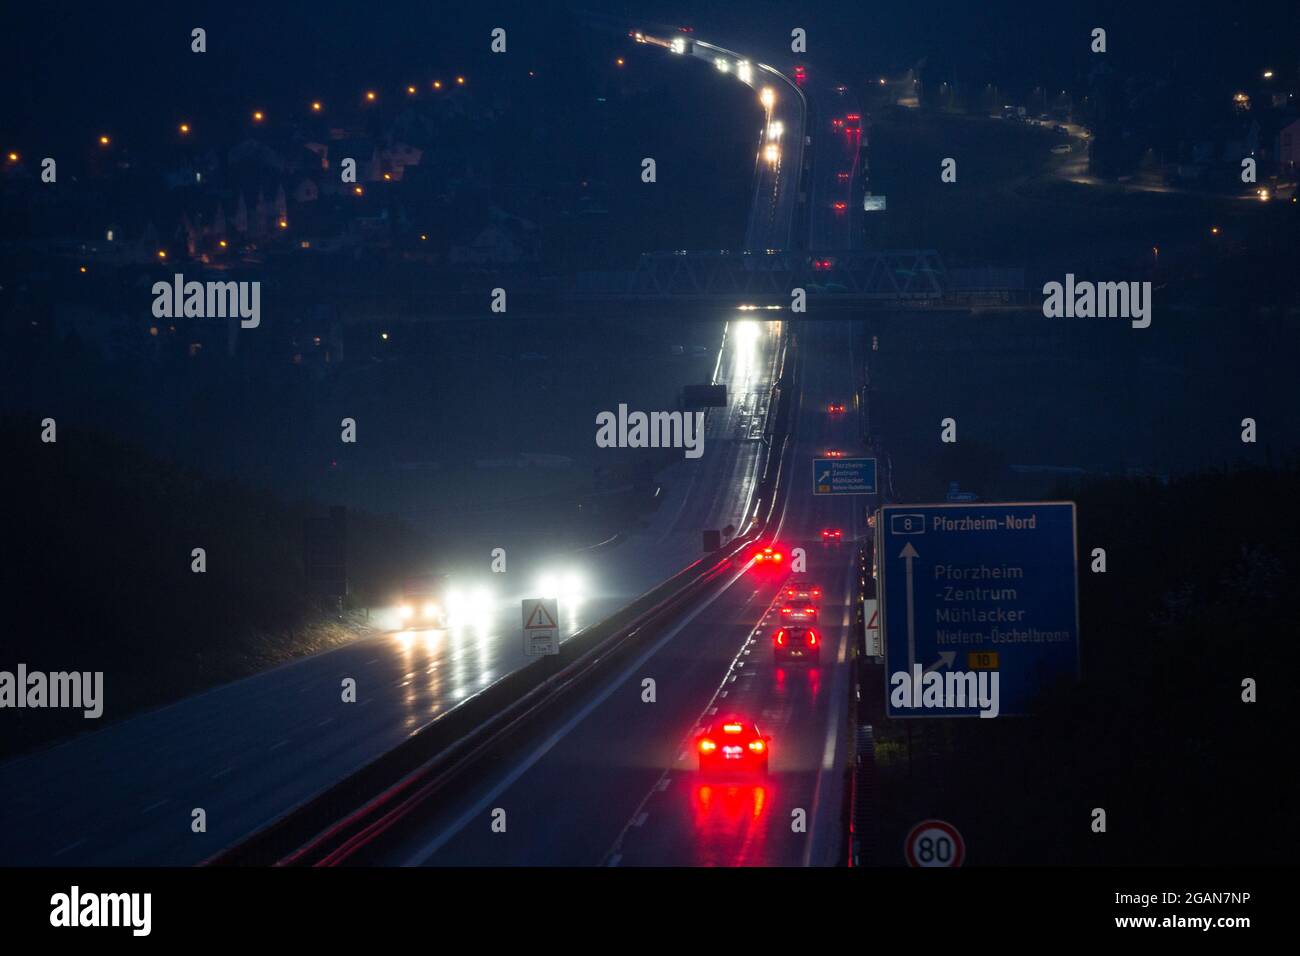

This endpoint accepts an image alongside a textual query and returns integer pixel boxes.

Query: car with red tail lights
[696,717,770,773]
[773,625,820,663]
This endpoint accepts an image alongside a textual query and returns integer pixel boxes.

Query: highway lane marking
[140,799,169,813]
[400,558,759,867]
[317,717,335,727]
[269,739,290,752]
[211,766,233,780]
[54,838,86,857]
[601,584,791,866]
[632,812,649,828]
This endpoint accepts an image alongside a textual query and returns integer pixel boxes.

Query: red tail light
[775,630,785,646]
[699,738,717,753]
[808,631,818,647]
[723,722,744,734]
[748,739,766,753]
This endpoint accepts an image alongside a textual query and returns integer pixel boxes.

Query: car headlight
[422,602,439,619]
[398,604,414,619]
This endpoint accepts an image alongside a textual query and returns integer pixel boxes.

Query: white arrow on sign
[899,542,919,668]
[924,651,957,673]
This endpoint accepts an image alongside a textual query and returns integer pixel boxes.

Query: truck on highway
[398,574,449,629]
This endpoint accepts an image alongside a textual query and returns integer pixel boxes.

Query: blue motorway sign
[813,457,877,495]
[879,502,1079,718]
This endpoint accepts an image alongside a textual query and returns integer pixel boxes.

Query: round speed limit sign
[904,819,965,867]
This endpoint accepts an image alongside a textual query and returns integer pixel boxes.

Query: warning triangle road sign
[523,600,557,630]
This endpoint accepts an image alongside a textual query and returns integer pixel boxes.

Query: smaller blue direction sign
[813,457,877,495]
[879,502,1079,718]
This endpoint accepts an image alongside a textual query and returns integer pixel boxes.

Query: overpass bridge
[568,249,1025,308]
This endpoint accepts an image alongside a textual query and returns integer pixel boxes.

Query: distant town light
[311,101,323,112]
[252,111,265,122]
[179,123,190,134]
[106,229,113,241]
[381,331,390,341]
[366,90,377,102]
[1263,70,1274,79]
[432,80,443,90]
[354,186,364,195]
[278,218,288,229]
[1211,226,1220,235]
[407,85,417,95]
[157,250,167,259]
[218,239,228,248]
[98,135,111,146]
[419,234,428,241]
[455,76,465,85]
[79,266,87,273]
[615,57,625,67]
[6,151,18,162]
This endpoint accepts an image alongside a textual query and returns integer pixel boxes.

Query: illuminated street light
[5,152,17,162]
[455,76,466,85]
[615,57,625,67]
[1263,70,1274,79]
[252,111,265,123]
[365,90,377,102]
[98,135,111,146]
[179,123,191,135]
[310,101,323,112]
[432,80,443,90]
[407,85,417,95]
